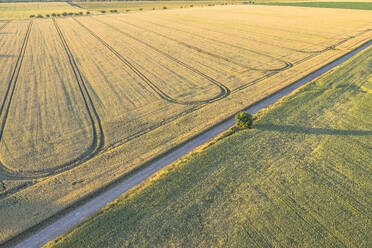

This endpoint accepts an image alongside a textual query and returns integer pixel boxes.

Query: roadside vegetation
[47,46,372,248]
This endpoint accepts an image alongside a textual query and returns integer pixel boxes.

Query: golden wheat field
[0,4,371,244]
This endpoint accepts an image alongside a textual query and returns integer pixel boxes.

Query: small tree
[101,10,106,13]
[86,11,90,15]
[51,13,56,17]
[62,12,67,16]
[163,6,167,9]
[30,14,35,18]
[37,14,43,18]
[235,111,253,129]
[139,8,143,11]
[46,14,50,18]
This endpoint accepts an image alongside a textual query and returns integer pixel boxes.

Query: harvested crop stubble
[0,5,371,245]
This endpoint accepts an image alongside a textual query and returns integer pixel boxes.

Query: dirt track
[11,38,372,248]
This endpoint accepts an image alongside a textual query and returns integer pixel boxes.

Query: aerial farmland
[0,1,371,247]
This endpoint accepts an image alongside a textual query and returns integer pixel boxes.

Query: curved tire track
[118,16,293,72]
[72,18,195,105]
[113,16,293,72]
[10,39,372,248]
[146,16,371,55]
[89,16,230,105]
[0,17,368,185]
[295,29,372,54]
[0,19,104,180]
[0,21,33,179]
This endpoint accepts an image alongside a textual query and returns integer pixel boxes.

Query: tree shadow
[255,124,372,136]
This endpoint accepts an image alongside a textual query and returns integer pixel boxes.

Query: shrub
[29,14,35,18]
[190,5,193,7]
[163,6,167,9]
[126,9,130,12]
[46,14,50,18]
[180,6,183,8]
[86,11,90,15]
[139,8,143,11]
[74,13,80,16]
[110,9,118,13]
[235,111,253,129]
[36,14,43,18]
[62,12,67,16]
[79,11,83,15]
[57,13,61,17]
[153,8,155,10]
[101,10,106,13]
[51,13,56,17]
[68,12,74,16]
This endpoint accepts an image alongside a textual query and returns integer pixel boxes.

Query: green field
[47,45,372,248]
[258,2,372,10]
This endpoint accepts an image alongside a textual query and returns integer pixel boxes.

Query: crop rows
[0,5,371,244]
[0,9,370,195]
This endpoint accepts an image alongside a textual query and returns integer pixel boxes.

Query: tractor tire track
[11,39,372,248]
[117,16,293,72]
[111,17,290,73]
[148,15,367,55]
[125,16,370,64]
[1,17,368,190]
[91,16,230,105]
[0,21,33,179]
[0,19,104,180]
[72,18,189,105]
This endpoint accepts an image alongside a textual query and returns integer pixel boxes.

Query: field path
[11,37,372,248]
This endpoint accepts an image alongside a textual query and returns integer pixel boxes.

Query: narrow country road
[13,40,372,248]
